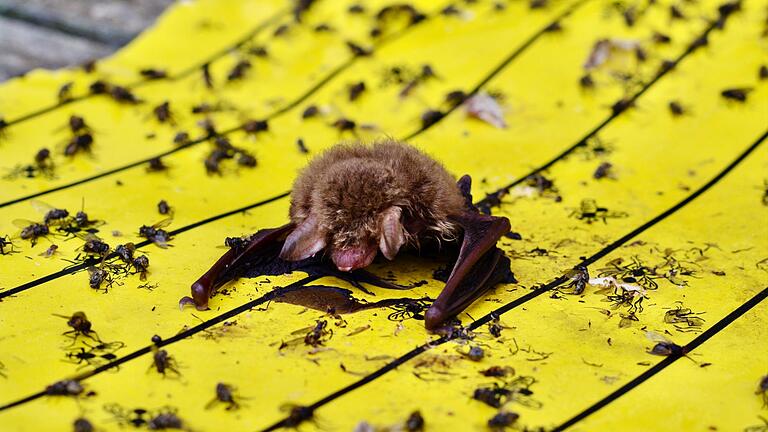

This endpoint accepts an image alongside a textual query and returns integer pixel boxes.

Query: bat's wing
[424,175,512,330]
[186,223,294,310]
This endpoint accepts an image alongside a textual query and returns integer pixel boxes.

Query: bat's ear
[379,206,405,260]
[279,215,326,261]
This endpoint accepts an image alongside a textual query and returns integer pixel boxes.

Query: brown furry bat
[187,140,512,330]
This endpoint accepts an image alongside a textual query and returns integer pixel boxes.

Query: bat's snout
[331,245,377,272]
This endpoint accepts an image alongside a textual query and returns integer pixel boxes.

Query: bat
[186,140,512,330]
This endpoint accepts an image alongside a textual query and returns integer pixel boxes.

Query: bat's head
[280,157,407,271]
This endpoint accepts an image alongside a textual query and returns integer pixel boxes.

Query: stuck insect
[54,311,101,343]
[45,379,84,397]
[645,331,688,357]
[0,234,17,255]
[206,382,241,410]
[139,218,173,248]
[150,348,181,377]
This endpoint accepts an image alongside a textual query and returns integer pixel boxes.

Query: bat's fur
[289,140,466,251]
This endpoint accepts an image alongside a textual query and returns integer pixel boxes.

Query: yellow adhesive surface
[0,0,766,431]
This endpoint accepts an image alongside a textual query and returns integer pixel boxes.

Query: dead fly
[302,105,320,119]
[4,147,57,180]
[444,90,467,107]
[669,4,684,20]
[64,340,125,369]
[348,81,366,101]
[152,101,174,124]
[64,133,94,156]
[157,200,172,215]
[462,346,485,361]
[243,119,268,135]
[39,244,59,257]
[140,68,167,80]
[132,255,150,281]
[147,157,169,172]
[87,266,110,290]
[570,199,627,224]
[206,382,240,410]
[139,218,173,248]
[480,366,515,378]
[721,87,751,102]
[150,348,181,377]
[247,45,268,58]
[375,4,426,28]
[112,243,135,266]
[314,23,334,32]
[227,59,251,81]
[621,6,637,26]
[348,4,365,13]
[441,4,461,15]
[645,331,688,357]
[79,234,110,258]
[611,98,635,115]
[66,115,90,134]
[304,320,332,347]
[387,298,431,321]
[173,131,190,146]
[757,375,768,407]
[14,220,49,246]
[488,316,506,338]
[45,379,84,397]
[110,86,141,104]
[524,173,560,199]
[198,117,218,137]
[668,100,685,116]
[421,110,444,128]
[473,376,540,409]
[405,411,424,431]
[58,82,74,102]
[297,138,309,154]
[202,62,214,89]
[147,411,184,430]
[593,162,614,179]
[488,411,519,429]
[598,256,660,290]
[544,21,562,32]
[664,304,705,331]
[204,148,231,174]
[652,32,672,44]
[281,405,315,428]
[332,117,357,132]
[473,384,511,408]
[73,418,94,432]
[52,311,100,343]
[561,265,590,294]
[224,236,250,249]
[0,234,17,255]
[760,65,768,80]
[399,65,437,98]
[237,152,257,167]
[346,41,372,57]
[273,24,290,37]
[104,404,182,429]
[89,80,109,94]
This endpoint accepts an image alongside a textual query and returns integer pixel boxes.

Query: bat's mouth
[331,245,377,272]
